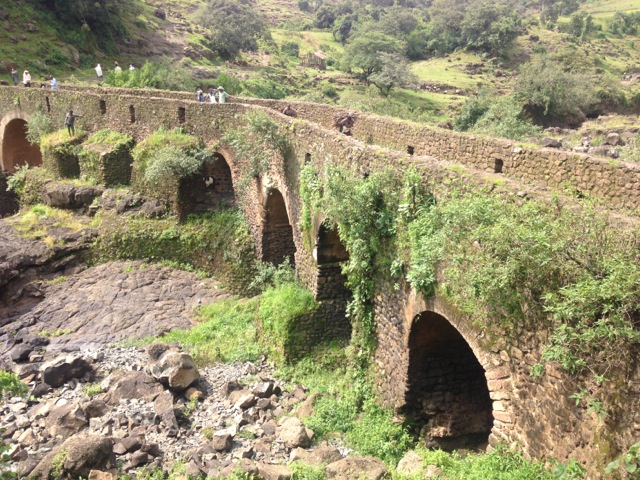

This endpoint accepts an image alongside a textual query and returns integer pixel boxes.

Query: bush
[470,96,542,141]
[132,128,203,180]
[321,83,338,98]
[281,42,301,57]
[144,147,212,184]
[103,59,196,91]
[515,54,596,126]
[453,93,491,131]
[242,78,289,99]
[26,111,52,145]
[0,371,28,399]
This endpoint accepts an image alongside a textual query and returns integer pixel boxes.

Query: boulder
[256,463,293,480]
[10,344,33,362]
[541,137,562,149]
[296,392,319,419]
[397,450,423,476]
[105,371,164,405]
[149,350,199,392]
[30,435,113,479]
[154,390,178,427]
[63,435,114,478]
[605,132,624,146]
[290,445,342,465]
[41,354,93,388]
[46,403,88,439]
[88,471,117,480]
[154,8,167,20]
[212,432,233,452]
[277,417,311,448]
[325,456,388,480]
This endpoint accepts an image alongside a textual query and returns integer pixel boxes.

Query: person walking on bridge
[22,70,31,87]
[217,86,228,104]
[95,63,103,81]
[10,68,18,86]
[65,110,82,137]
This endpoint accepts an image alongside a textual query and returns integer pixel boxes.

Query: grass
[11,204,90,246]
[411,52,485,90]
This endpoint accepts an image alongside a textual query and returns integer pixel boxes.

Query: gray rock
[541,137,562,148]
[212,432,233,452]
[63,435,114,479]
[256,463,293,480]
[105,371,164,405]
[277,417,311,448]
[154,390,178,428]
[46,403,88,439]
[397,450,423,476]
[149,350,200,392]
[605,132,624,146]
[41,354,94,388]
[325,456,388,480]
[290,445,342,465]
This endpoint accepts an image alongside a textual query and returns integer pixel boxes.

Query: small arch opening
[494,158,503,174]
[129,105,136,124]
[316,223,349,265]
[262,188,296,266]
[404,311,493,451]
[179,153,236,217]
[407,146,415,155]
[315,222,351,300]
[305,153,312,164]
[2,118,43,172]
[178,107,186,124]
[45,97,51,113]
[100,100,107,115]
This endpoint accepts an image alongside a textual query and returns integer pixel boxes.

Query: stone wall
[56,84,640,211]
[1,86,639,475]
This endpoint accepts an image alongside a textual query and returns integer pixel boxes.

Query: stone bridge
[1,85,639,475]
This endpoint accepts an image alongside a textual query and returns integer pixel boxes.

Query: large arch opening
[2,118,42,172]
[405,311,493,451]
[315,222,350,300]
[262,188,296,266]
[178,153,236,218]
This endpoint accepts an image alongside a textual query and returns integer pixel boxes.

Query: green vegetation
[26,111,53,146]
[83,383,103,397]
[79,129,134,184]
[0,371,28,399]
[11,204,89,246]
[103,60,196,91]
[195,0,270,59]
[94,209,257,293]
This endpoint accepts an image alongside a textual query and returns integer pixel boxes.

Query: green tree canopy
[369,53,419,96]
[341,29,405,81]
[196,0,270,59]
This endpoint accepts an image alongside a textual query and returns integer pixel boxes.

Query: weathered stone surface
[41,354,93,388]
[397,450,423,476]
[88,470,117,480]
[63,435,114,478]
[256,463,293,480]
[325,456,388,480]
[149,350,200,391]
[277,417,311,448]
[46,402,88,438]
[105,371,164,405]
[154,390,178,427]
[541,137,562,148]
[290,445,342,465]
[212,432,233,452]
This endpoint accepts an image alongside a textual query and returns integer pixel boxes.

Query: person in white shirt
[95,64,103,81]
[114,62,122,74]
[129,64,135,71]
[217,86,228,103]
[23,70,31,87]
[49,76,58,90]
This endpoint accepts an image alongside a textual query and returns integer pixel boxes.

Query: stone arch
[404,307,494,451]
[262,187,296,266]
[315,221,349,265]
[179,152,237,217]
[313,220,351,300]
[0,112,43,172]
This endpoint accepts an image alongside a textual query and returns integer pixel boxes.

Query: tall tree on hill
[196,0,270,59]
[341,28,405,82]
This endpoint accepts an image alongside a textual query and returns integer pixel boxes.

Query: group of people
[197,86,228,104]
[10,67,58,90]
[94,62,135,81]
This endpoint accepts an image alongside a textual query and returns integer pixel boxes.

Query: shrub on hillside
[515,54,596,126]
[26,111,53,146]
[470,97,542,141]
[103,59,195,91]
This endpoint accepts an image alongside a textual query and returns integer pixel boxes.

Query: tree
[515,54,595,126]
[460,0,521,55]
[196,0,269,59]
[341,29,405,81]
[333,13,359,44]
[369,53,419,96]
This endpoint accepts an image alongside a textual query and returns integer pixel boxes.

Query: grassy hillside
[3,0,640,128]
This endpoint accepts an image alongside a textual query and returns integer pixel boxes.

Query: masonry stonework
[0,86,638,476]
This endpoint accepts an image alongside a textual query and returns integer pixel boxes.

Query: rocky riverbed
[0,219,404,479]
